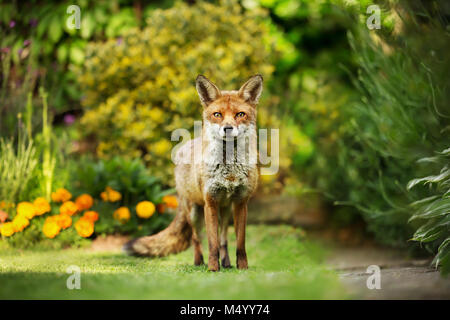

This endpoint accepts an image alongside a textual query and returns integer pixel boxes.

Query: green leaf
[69,42,86,65]
[412,215,450,242]
[48,15,63,43]
[57,43,69,63]
[432,237,450,274]
[80,12,95,39]
[410,197,450,221]
[407,168,450,190]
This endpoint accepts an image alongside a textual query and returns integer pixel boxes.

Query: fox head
[196,74,263,141]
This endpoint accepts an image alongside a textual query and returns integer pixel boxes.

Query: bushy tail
[123,208,192,257]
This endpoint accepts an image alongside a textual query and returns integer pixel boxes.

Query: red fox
[124,75,263,271]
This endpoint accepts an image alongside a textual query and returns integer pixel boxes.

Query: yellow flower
[113,207,130,223]
[51,188,72,203]
[33,197,51,216]
[136,201,155,219]
[75,218,94,238]
[101,187,122,202]
[162,195,178,209]
[152,140,172,156]
[56,214,72,229]
[60,201,78,216]
[75,194,94,211]
[16,202,36,219]
[12,215,29,232]
[148,107,164,123]
[1,222,15,237]
[83,211,99,222]
[42,220,61,238]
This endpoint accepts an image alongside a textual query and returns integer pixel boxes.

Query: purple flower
[116,37,123,45]
[29,19,38,27]
[23,39,31,46]
[64,114,76,125]
[9,20,16,28]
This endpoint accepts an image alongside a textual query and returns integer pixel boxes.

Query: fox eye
[213,112,222,118]
[236,112,246,118]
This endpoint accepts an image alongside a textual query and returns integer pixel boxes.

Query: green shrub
[0,0,176,139]
[245,0,359,195]
[310,0,450,247]
[78,0,275,182]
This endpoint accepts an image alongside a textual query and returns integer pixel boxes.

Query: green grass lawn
[0,225,347,299]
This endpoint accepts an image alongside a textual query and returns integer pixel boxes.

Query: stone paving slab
[326,246,450,299]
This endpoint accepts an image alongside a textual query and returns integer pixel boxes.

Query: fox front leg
[219,206,232,268]
[190,204,205,266]
[204,198,220,271]
[233,200,248,269]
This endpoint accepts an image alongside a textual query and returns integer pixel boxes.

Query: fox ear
[196,75,221,107]
[238,74,263,105]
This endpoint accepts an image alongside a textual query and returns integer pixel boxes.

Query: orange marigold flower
[107,187,122,202]
[51,188,72,203]
[100,191,108,201]
[42,220,61,238]
[1,222,15,237]
[113,207,130,223]
[162,195,178,209]
[16,202,36,219]
[33,197,51,216]
[75,218,94,238]
[75,194,94,211]
[108,191,122,202]
[56,214,72,229]
[83,211,99,222]
[60,201,78,216]
[12,215,29,232]
[51,192,58,202]
[45,215,58,223]
[101,187,122,202]
[0,210,8,223]
[136,201,155,219]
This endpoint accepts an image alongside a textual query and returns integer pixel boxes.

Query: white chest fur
[202,122,257,201]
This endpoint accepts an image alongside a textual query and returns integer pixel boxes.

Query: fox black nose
[224,126,233,133]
